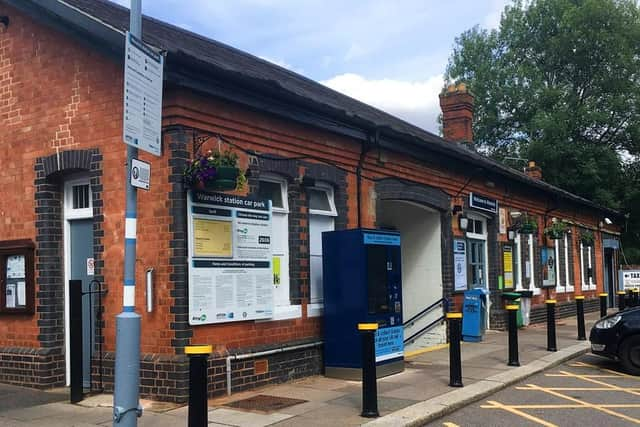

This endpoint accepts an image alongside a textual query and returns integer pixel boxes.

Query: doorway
[64,178,94,388]
[377,200,444,349]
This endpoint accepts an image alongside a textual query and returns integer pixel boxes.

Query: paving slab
[208,407,294,426]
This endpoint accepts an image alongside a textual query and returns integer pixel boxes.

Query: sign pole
[114,1,141,426]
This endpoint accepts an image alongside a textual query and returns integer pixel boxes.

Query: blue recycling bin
[462,288,489,342]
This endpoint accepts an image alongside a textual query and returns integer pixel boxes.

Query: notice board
[187,191,273,325]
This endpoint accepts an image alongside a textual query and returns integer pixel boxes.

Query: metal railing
[403,297,446,345]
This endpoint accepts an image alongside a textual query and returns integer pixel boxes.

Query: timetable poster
[188,191,273,325]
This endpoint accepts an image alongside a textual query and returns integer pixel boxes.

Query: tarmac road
[429,353,640,427]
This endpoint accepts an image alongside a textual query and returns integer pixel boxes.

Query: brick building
[0,0,623,402]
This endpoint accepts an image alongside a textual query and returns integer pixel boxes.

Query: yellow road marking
[557,370,640,397]
[516,386,640,392]
[523,383,640,424]
[442,423,460,427]
[405,343,449,358]
[546,373,621,378]
[482,400,558,427]
[482,403,640,409]
[570,361,640,380]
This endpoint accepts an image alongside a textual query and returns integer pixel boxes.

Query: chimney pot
[525,160,543,180]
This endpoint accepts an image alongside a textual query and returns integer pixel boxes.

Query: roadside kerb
[362,341,590,427]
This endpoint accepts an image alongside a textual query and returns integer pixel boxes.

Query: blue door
[70,219,94,389]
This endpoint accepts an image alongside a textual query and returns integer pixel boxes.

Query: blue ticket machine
[322,229,404,380]
[462,288,489,342]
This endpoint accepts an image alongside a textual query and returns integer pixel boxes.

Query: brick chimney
[439,83,474,144]
[525,160,542,180]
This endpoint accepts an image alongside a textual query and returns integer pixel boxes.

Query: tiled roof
[15,0,621,217]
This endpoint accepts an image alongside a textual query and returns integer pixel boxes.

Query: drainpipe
[357,129,378,228]
[225,341,323,396]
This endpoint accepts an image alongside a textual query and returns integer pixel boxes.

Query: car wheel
[620,335,640,376]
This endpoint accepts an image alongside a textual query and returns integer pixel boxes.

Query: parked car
[590,307,640,375]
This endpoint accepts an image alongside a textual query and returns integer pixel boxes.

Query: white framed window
[514,233,523,290]
[308,183,337,317]
[588,245,595,290]
[528,234,541,295]
[257,175,301,320]
[64,179,93,219]
[466,214,488,289]
[555,239,564,292]
[564,234,573,292]
[579,242,596,291]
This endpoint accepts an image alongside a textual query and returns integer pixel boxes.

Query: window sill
[307,303,324,317]
[269,304,302,321]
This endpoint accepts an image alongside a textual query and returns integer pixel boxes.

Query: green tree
[446,0,640,261]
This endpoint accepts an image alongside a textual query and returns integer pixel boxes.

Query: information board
[375,326,404,362]
[453,239,468,292]
[503,245,513,288]
[542,247,556,287]
[188,191,273,324]
[620,270,640,290]
[123,32,163,156]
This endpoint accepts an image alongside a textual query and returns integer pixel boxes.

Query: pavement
[0,311,607,426]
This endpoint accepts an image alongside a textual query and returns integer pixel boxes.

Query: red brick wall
[0,5,176,353]
[0,3,616,360]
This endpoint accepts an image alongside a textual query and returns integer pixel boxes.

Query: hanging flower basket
[580,230,595,246]
[518,216,538,235]
[184,148,247,192]
[544,221,567,240]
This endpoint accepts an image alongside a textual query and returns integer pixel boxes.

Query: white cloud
[321,73,444,133]
[482,0,511,29]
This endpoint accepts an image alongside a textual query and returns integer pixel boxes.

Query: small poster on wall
[454,239,468,292]
[503,245,513,288]
[541,247,556,287]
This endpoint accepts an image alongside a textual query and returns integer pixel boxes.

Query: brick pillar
[439,83,474,144]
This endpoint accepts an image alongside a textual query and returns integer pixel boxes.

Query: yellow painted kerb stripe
[405,343,449,358]
[446,312,462,319]
[575,295,585,300]
[358,323,378,331]
[184,345,213,355]
[506,305,519,310]
[545,299,557,304]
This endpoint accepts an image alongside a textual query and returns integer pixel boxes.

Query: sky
[111,0,511,134]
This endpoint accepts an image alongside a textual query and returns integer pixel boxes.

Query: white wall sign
[454,239,468,292]
[86,258,95,276]
[130,158,151,190]
[499,208,507,234]
[621,270,640,290]
[123,32,163,156]
[187,191,273,324]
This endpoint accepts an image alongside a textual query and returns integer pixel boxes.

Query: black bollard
[546,300,557,352]
[185,345,212,427]
[358,323,379,418]
[575,296,586,340]
[618,291,626,311]
[506,305,520,366]
[599,293,608,318]
[634,289,640,307]
[627,289,634,308]
[447,312,463,387]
